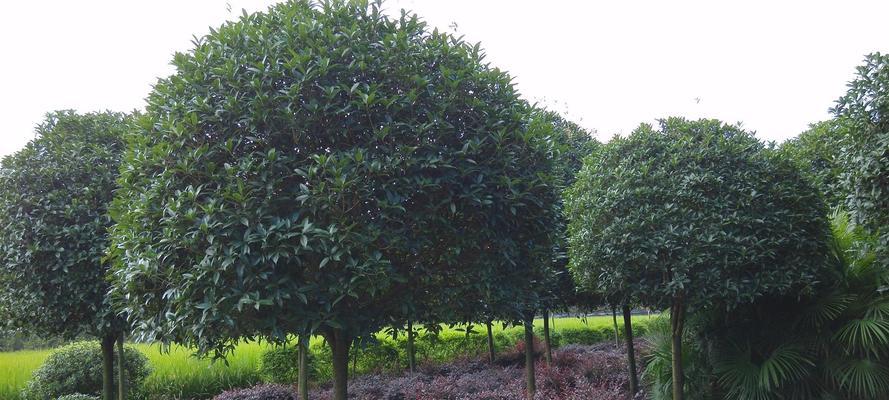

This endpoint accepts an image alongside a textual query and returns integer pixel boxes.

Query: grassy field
[0,314,655,400]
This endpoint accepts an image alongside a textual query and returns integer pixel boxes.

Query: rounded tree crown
[0,110,128,338]
[110,0,556,354]
[566,117,831,310]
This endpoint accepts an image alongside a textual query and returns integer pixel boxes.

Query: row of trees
[1,1,885,399]
[1,2,596,400]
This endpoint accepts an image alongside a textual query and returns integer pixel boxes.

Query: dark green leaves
[565,117,831,311]
[0,111,128,339]
[108,0,551,357]
[833,52,889,271]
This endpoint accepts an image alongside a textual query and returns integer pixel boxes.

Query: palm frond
[798,292,856,329]
[830,358,889,399]
[715,344,813,400]
[833,318,889,357]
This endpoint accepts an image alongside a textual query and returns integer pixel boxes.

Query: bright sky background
[1,0,887,158]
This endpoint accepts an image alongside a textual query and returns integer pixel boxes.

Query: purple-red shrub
[212,384,295,400]
[308,342,644,400]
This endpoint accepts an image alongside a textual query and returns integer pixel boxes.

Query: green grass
[0,314,656,400]
[136,342,268,400]
[0,349,51,400]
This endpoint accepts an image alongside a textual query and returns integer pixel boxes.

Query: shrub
[56,395,99,400]
[259,346,314,384]
[352,338,401,375]
[23,342,150,400]
[212,384,295,400]
[558,327,606,346]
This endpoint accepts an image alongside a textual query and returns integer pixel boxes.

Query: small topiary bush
[23,341,150,400]
[212,384,295,400]
[56,394,99,400]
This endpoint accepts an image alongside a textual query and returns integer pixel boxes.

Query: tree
[107,2,556,400]
[833,52,889,269]
[565,117,831,400]
[701,210,889,400]
[534,110,599,366]
[0,111,129,400]
[777,119,851,207]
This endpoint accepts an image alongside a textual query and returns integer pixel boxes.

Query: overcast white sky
[1,0,887,158]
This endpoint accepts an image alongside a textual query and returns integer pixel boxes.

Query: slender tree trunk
[542,310,553,365]
[101,334,116,400]
[406,320,416,374]
[298,335,309,400]
[622,305,639,396]
[671,298,686,400]
[327,329,352,400]
[351,347,357,377]
[486,320,495,364]
[612,307,620,347]
[523,314,536,399]
[117,332,127,400]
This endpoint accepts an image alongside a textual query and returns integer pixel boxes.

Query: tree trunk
[117,332,127,400]
[351,347,357,376]
[101,334,116,400]
[327,329,352,400]
[298,335,309,400]
[622,305,639,396]
[486,320,495,364]
[407,320,416,374]
[612,307,620,347]
[542,310,553,365]
[523,314,536,399]
[671,299,686,400]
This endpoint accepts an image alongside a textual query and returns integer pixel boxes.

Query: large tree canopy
[834,52,889,268]
[0,110,127,338]
[108,3,556,393]
[565,117,831,399]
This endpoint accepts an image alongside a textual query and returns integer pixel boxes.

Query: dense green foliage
[0,0,883,398]
[777,119,851,207]
[109,0,556,363]
[23,342,149,400]
[257,345,313,384]
[714,212,888,400]
[566,117,830,313]
[0,111,128,339]
[645,211,889,400]
[539,111,601,311]
[567,117,832,398]
[834,52,889,269]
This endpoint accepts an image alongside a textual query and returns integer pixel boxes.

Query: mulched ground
[310,340,646,400]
